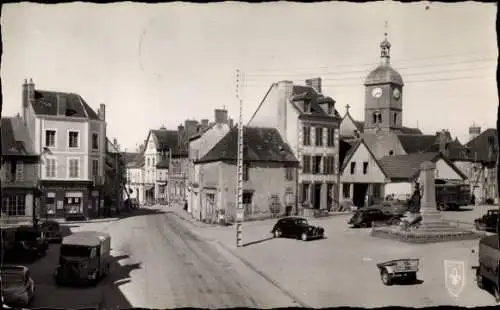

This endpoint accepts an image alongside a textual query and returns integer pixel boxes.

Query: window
[302,155,311,173]
[328,103,334,114]
[243,164,249,181]
[92,133,99,150]
[243,192,253,215]
[350,162,356,174]
[68,131,79,148]
[303,126,311,146]
[69,159,79,178]
[92,159,99,178]
[302,183,311,202]
[343,183,351,198]
[393,113,398,125]
[152,158,155,167]
[45,158,56,177]
[304,102,310,113]
[1,195,26,216]
[45,195,56,215]
[147,158,150,167]
[378,113,382,123]
[313,156,322,174]
[15,162,24,181]
[315,127,323,146]
[389,150,394,156]
[285,167,294,181]
[45,130,56,147]
[363,162,368,174]
[323,156,335,174]
[327,128,335,147]
[372,113,377,124]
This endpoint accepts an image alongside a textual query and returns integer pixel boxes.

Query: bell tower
[363,22,404,133]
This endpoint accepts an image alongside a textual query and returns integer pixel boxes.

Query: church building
[338,32,468,208]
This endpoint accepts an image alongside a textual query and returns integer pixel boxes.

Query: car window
[295,218,308,226]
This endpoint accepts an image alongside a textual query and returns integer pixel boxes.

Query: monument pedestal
[372,161,480,244]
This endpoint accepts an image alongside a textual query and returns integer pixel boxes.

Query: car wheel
[274,229,282,238]
[301,232,308,241]
[381,269,392,286]
[407,272,417,284]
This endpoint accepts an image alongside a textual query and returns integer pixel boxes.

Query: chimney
[468,124,481,142]
[437,130,448,156]
[305,77,322,94]
[201,119,209,128]
[113,138,118,146]
[214,109,228,124]
[229,118,234,128]
[98,103,106,121]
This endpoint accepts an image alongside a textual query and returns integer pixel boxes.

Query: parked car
[377,259,420,286]
[0,265,35,307]
[10,226,49,258]
[54,231,111,286]
[370,200,411,216]
[473,234,500,302]
[40,220,63,243]
[271,217,325,241]
[474,210,500,232]
[348,207,400,228]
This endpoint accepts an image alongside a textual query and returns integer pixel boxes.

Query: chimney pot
[305,77,322,94]
[214,109,228,124]
[98,103,106,121]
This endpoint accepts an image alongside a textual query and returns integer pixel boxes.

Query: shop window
[1,195,26,216]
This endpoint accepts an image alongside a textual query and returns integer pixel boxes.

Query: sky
[1,2,498,152]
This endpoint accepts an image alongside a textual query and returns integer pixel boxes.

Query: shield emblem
[444,260,465,298]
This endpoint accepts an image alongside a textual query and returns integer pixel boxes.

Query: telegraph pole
[236,69,244,248]
[168,148,172,207]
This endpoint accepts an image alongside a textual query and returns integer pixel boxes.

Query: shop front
[39,180,97,219]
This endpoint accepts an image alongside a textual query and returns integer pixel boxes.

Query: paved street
[172,204,500,308]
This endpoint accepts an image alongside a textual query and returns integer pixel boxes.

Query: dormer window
[304,102,311,113]
[327,103,334,114]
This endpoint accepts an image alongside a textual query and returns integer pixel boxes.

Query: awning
[158,182,168,187]
[145,185,154,191]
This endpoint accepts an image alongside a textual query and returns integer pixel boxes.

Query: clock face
[393,88,401,100]
[371,87,383,98]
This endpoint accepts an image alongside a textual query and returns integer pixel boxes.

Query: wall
[89,120,106,181]
[384,182,413,199]
[143,132,157,185]
[340,142,387,184]
[435,158,465,180]
[2,158,39,186]
[361,131,407,159]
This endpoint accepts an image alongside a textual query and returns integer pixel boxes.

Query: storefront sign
[57,201,64,210]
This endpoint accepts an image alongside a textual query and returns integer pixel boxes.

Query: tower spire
[380,21,391,65]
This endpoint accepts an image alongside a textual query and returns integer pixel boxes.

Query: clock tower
[363,31,404,133]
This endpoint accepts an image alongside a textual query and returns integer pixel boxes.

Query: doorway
[353,183,369,208]
[313,183,322,209]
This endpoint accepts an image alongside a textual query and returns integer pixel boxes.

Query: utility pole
[168,148,172,207]
[236,69,244,247]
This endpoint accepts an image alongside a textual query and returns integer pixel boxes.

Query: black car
[474,209,500,232]
[11,226,49,257]
[271,217,325,241]
[40,220,63,243]
[348,207,398,228]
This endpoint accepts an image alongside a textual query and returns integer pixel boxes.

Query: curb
[57,218,120,225]
[215,240,311,308]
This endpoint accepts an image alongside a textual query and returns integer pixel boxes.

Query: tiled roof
[354,120,364,132]
[396,134,437,154]
[465,128,498,164]
[123,152,144,168]
[400,127,423,135]
[1,117,38,156]
[31,90,99,119]
[378,152,440,180]
[339,139,354,167]
[151,129,188,157]
[197,126,298,164]
[189,123,216,141]
[426,139,469,161]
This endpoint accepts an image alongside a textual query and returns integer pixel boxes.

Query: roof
[291,85,341,121]
[396,134,437,154]
[465,128,498,164]
[189,123,216,141]
[339,138,387,176]
[62,231,110,247]
[342,113,421,136]
[378,152,440,180]
[1,117,38,157]
[123,152,144,168]
[197,126,298,164]
[149,129,188,157]
[339,139,354,167]
[400,127,423,135]
[426,138,469,161]
[31,90,99,119]
[364,64,404,86]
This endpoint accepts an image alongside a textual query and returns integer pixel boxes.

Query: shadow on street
[243,236,275,247]
[116,207,167,220]
[16,243,140,309]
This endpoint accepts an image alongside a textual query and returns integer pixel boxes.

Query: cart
[377,258,420,286]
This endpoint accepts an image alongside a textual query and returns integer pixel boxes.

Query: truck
[435,180,471,211]
[54,231,111,286]
[473,235,500,302]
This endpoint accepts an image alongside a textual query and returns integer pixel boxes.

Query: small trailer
[377,258,420,286]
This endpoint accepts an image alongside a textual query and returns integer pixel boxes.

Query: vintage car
[377,259,420,286]
[0,265,35,307]
[271,217,325,241]
[348,207,400,228]
[10,225,49,258]
[40,220,63,243]
[474,209,500,232]
[54,231,111,286]
[473,235,500,302]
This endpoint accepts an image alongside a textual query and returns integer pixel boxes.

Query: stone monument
[372,161,480,243]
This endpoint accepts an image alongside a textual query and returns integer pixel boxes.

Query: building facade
[104,138,126,214]
[188,109,232,218]
[194,127,299,223]
[124,152,144,203]
[21,79,107,218]
[1,116,41,226]
[248,78,342,211]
